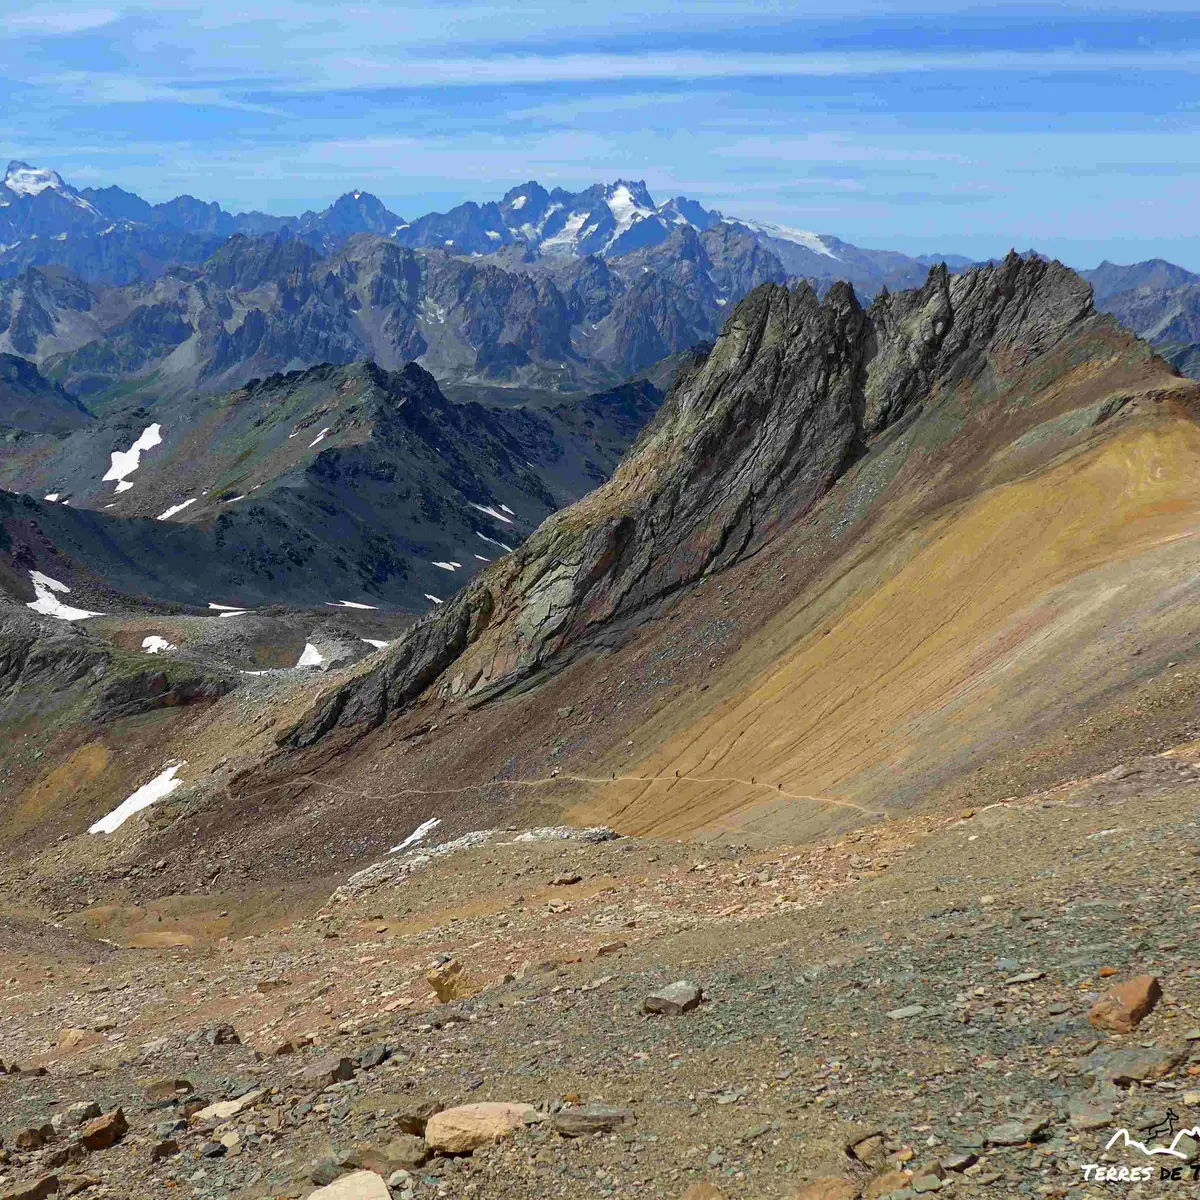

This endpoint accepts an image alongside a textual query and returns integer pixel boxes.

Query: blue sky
[4,1,1200,268]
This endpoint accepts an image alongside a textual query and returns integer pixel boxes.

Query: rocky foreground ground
[3,751,1200,1200]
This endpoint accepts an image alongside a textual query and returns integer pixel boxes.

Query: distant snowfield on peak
[103,423,163,493]
[4,162,98,214]
[606,181,654,238]
[88,762,185,834]
[27,570,103,621]
[736,218,840,260]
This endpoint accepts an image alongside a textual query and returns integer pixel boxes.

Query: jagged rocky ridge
[279,253,1107,750]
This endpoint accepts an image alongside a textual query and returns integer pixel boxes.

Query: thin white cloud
[7,7,118,35]
[254,48,1200,93]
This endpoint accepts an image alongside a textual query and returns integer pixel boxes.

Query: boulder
[789,1180,860,1200]
[865,1172,913,1199]
[426,958,475,1002]
[1089,974,1162,1033]
[51,1102,100,1134]
[142,1078,194,1104]
[392,1099,443,1136]
[77,1108,128,1152]
[204,1024,240,1045]
[150,1138,179,1163]
[302,1056,355,1088]
[308,1170,391,1199]
[424,1102,538,1153]
[643,981,703,1015]
[189,1089,262,1123]
[0,1176,59,1200]
[552,1105,635,1137]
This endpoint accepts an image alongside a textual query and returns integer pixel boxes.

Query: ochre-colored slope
[572,411,1200,840]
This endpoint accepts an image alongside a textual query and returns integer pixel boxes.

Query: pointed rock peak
[502,181,548,209]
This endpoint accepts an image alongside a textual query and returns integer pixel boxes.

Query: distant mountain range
[0,357,669,612]
[0,158,954,290]
[0,158,986,406]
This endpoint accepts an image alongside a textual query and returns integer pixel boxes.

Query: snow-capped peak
[605,180,656,238]
[3,160,99,214]
[734,217,840,260]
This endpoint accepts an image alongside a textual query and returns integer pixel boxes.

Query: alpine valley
[5,160,1200,1200]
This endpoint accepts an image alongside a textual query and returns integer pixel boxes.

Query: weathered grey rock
[203,1023,240,1046]
[1083,1044,1188,1086]
[886,1004,926,1020]
[984,1116,1049,1146]
[302,1055,355,1088]
[552,1105,635,1137]
[392,1099,443,1136]
[643,981,703,1015]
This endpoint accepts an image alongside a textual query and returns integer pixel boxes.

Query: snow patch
[474,553,490,562]
[499,503,514,515]
[510,194,527,210]
[424,594,443,605]
[431,560,461,572]
[388,817,442,854]
[43,492,59,502]
[541,210,590,254]
[362,638,389,649]
[27,571,102,621]
[470,502,513,524]
[207,602,242,611]
[485,230,501,240]
[141,635,176,654]
[308,427,330,448]
[156,498,196,520]
[295,643,325,668]
[476,531,513,553]
[326,600,378,610]
[103,424,162,492]
[88,763,184,835]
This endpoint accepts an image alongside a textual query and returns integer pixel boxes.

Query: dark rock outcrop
[0,606,234,727]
